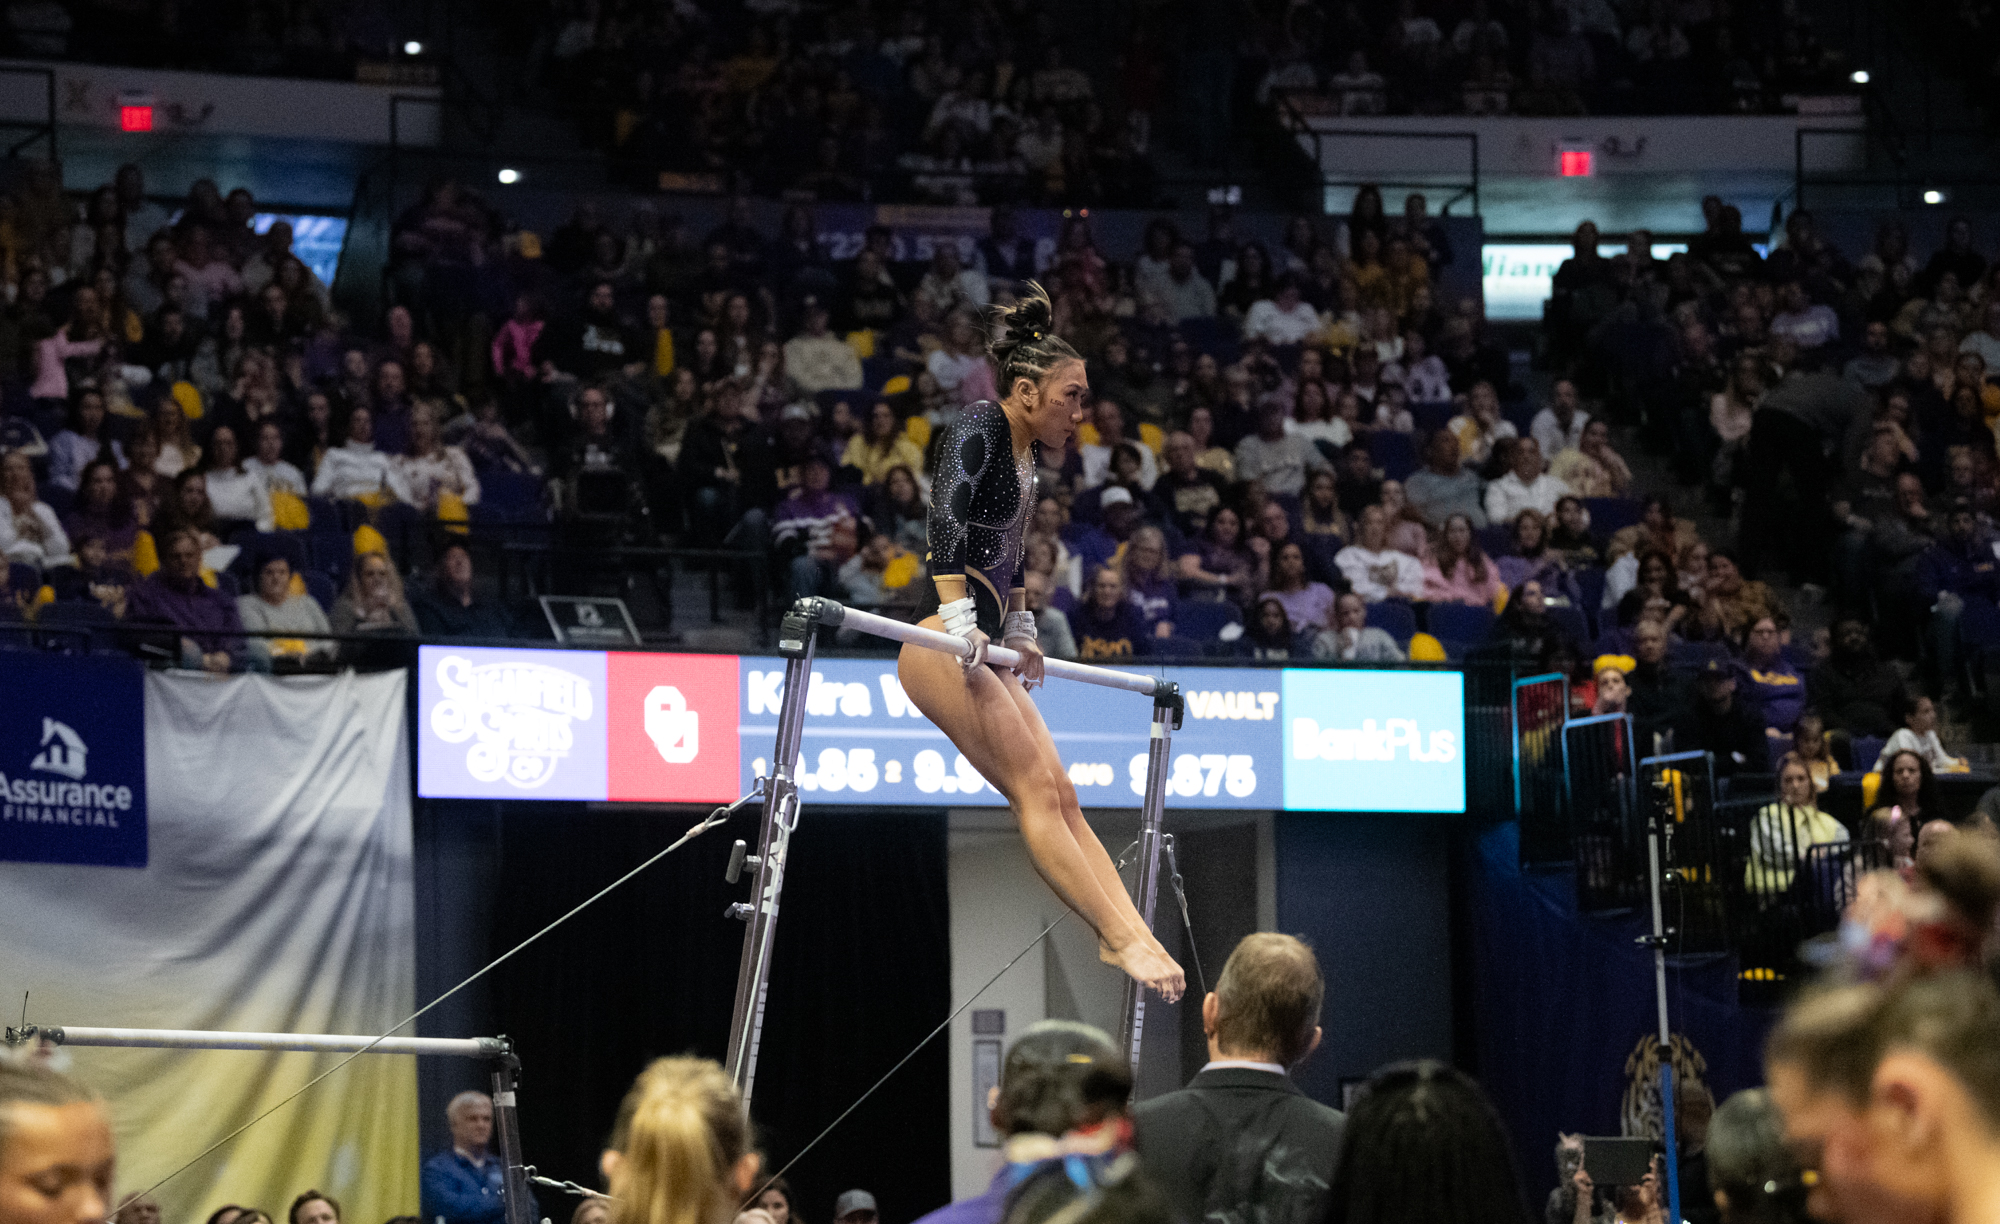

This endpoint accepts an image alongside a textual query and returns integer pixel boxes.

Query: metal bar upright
[1644,772,1682,1224]
[490,1056,535,1224]
[1119,684,1181,1077]
[723,622,817,1105]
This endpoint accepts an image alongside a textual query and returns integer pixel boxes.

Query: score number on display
[750,748,998,795]
[1074,753,1259,798]
[748,750,1257,801]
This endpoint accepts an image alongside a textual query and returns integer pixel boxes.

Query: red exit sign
[1559,149,1593,177]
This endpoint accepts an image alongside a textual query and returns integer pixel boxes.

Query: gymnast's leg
[898,626,1184,999]
[995,670,1177,972]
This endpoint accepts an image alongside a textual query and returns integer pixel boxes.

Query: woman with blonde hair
[329,550,418,637]
[1746,752,1848,899]
[602,1058,755,1224]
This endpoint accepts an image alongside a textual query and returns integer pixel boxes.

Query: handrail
[1269,91,1481,215]
[0,64,55,161]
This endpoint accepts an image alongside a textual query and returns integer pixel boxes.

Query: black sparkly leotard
[922,401,1037,636]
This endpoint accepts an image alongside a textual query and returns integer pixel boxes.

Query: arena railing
[1269,90,1481,217]
[0,64,55,161]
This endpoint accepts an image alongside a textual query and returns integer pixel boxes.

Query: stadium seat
[1428,603,1495,645]
[229,532,305,579]
[1851,735,1888,774]
[1176,316,1239,365]
[1174,599,1242,642]
[1783,641,1821,672]
[1365,600,1416,643]
[1583,498,1643,534]
[1302,535,1344,585]
[1573,568,1606,626]
[1959,597,2000,649]
[1477,525,1514,558]
[1411,401,1455,433]
[36,599,115,653]
[1369,431,1419,481]
[302,570,338,610]
[1668,640,1730,669]
[1547,605,1589,647]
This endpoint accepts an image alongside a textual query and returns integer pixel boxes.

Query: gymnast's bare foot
[1103,930,1185,1001]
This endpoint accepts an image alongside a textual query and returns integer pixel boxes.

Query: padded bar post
[22,1027,505,1057]
[813,600,1163,697]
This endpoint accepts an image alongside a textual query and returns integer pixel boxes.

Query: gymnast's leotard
[919,401,1037,636]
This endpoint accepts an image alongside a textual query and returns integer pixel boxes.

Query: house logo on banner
[0,653,147,868]
[30,719,88,779]
[428,652,596,788]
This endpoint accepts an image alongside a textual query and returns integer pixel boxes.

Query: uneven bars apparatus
[4,1025,536,1224]
[719,598,1184,1106]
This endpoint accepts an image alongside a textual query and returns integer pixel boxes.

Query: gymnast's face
[1019,358,1088,451]
[0,1101,115,1224]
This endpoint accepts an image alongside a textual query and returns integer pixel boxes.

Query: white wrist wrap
[1003,610,1038,642]
[940,596,979,639]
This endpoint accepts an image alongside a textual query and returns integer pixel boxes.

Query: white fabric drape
[0,669,418,1224]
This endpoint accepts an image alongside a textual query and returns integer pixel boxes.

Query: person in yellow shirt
[1746,753,1849,898]
[840,400,925,485]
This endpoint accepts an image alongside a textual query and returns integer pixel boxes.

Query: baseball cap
[833,1192,878,1219]
[1099,486,1135,508]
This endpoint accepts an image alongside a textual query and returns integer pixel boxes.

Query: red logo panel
[606,653,741,803]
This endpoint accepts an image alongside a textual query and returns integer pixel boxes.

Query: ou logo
[644,685,700,763]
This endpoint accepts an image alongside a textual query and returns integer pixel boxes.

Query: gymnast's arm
[1004,577,1045,687]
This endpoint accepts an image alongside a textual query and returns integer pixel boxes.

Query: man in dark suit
[1132,933,1345,1224]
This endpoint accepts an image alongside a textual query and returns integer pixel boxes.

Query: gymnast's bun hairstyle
[990,283,1081,392]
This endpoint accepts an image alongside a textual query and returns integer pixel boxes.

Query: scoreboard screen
[416,647,1465,814]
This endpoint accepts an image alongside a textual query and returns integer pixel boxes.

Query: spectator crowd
[1267,0,1853,119]
[540,0,1163,206]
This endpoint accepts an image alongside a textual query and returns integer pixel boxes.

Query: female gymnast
[899,286,1185,1001]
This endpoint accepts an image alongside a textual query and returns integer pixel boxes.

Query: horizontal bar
[828,603,1162,697]
[29,1026,506,1057]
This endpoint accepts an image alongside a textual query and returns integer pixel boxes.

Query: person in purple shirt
[1121,526,1181,637]
[910,1021,1133,1224]
[125,527,241,672]
[1073,565,1152,661]
[775,456,864,601]
[1732,612,1807,735]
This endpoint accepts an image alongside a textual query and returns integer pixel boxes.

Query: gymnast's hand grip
[939,596,987,672]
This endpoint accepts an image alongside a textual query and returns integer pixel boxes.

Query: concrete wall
[1292,112,1866,179]
[945,808,1278,1200]
[0,59,439,145]
[1276,812,1458,1109]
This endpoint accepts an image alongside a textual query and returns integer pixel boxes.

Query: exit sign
[1558,149,1593,177]
[116,90,155,132]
